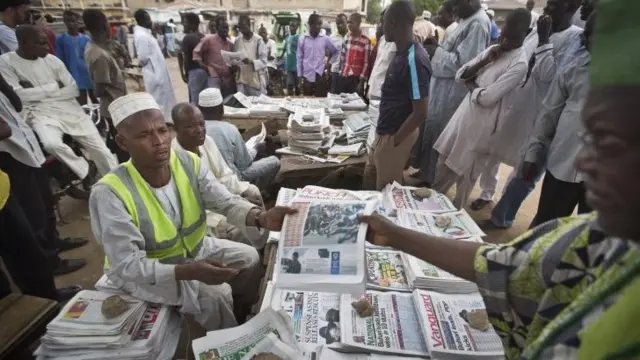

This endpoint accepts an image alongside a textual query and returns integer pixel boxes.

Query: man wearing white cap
[413,10,436,43]
[89,92,296,329]
[486,9,500,42]
[198,88,281,189]
[171,102,264,246]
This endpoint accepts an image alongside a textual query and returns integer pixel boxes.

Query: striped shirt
[339,32,371,78]
[377,42,431,135]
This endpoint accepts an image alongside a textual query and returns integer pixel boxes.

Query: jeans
[188,68,209,104]
[491,162,545,228]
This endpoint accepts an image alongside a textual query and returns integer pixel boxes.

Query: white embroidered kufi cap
[198,88,224,108]
[108,92,161,127]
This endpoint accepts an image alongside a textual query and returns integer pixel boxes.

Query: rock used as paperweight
[434,215,452,228]
[101,295,129,319]
[467,309,491,331]
[414,187,433,198]
[351,298,374,318]
[251,353,281,360]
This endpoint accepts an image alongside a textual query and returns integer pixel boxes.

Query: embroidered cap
[198,88,224,108]
[486,9,495,17]
[422,10,432,20]
[108,92,161,127]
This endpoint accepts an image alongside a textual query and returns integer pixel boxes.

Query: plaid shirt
[339,32,371,79]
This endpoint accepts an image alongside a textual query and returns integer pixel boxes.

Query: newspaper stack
[191,308,300,359]
[342,112,371,144]
[366,248,412,292]
[287,108,331,153]
[274,199,376,294]
[397,209,486,239]
[402,240,481,293]
[249,104,286,117]
[383,182,457,215]
[35,290,181,360]
[414,290,505,359]
[329,143,366,156]
[328,92,368,111]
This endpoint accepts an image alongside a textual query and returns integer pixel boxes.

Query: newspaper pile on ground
[287,108,332,153]
[398,209,486,239]
[341,112,371,144]
[328,92,368,111]
[275,198,376,294]
[191,308,300,360]
[401,239,481,293]
[366,249,412,292]
[35,290,181,360]
[261,282,342,359]
[414,290,504,359]
[383,182,457,214]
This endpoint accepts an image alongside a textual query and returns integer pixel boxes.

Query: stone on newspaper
[252,353,281,360]
[434,215,451,228]
[414,187,433,198]
[101,295,129,319]
[352,298,374,318]
[467,309,491,331]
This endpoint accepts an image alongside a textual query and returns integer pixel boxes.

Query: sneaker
[52,258,87,276]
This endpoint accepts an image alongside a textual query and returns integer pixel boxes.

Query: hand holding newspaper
[246,123,267,151]
[384,182,457,214]
[221,50,249,66]
[398,209,486,239]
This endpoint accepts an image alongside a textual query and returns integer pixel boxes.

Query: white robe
[434,45,529,176]
[134,25,177,123]
[233,34,267,95]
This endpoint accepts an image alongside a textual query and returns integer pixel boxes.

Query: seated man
[171,102,265,247]
[89,93,295,330]
[0,25,117,183]
[198,88,280,189]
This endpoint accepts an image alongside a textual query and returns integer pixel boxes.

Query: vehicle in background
[271,11,304,54]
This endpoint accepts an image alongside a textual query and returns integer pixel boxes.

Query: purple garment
[296,34,339,82]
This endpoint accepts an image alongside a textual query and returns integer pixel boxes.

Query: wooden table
[0,294,58,359]
[278,153,367,183]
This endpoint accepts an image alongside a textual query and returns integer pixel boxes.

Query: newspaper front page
[276,199,376,294]
[268,188,298,243]
[398,209,486,239]
[191,309,296,360]
[414,290,504,359]
[366,249,411,292]
[340,291,429,356]
[294,186,365,201]
[262,283,342,359]
[240,333,302,360]
[385,182,457,214]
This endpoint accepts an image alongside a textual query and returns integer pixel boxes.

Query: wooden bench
[0,294,59,360]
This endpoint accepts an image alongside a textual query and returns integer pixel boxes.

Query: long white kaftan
[414,9,491,184]
[134,25,177,123]
[434,45,528,176]
[483,25,583,167]
[234,34,268,95]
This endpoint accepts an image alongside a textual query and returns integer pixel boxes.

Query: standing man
[338,13,371,95]
[56,11,96,106]
[366,0,430,191]
[258,26,277,95]
[329,14,348,94]
[412,0,490,186]
[297,14,339,97]
[178,13,205,104]
[193,16,234,100]
[133,9,176,123]
[525,31,591,227]
[83,9,129,163]
[487,9,500,43]
[438,0,458,42]
[527,0,540,28]
[90,92,295,329]
[282,19,300,96]
[413,10,437,44]
[233,15,267,96]
[0,0,29,54]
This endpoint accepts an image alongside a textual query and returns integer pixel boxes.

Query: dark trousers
[104,116,130,163]
[339,75,359,94]
[77,89,98,106]
[302,73,328,97]
[0,153,61,268]
[530,170,591,228]
[0,192,58,300]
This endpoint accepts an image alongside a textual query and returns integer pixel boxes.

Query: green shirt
[474,212,640,359]
[285,34,299,72]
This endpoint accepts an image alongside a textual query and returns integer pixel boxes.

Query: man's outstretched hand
[258,206,298,231]
[358,212,398,248]
[175,259,239,285]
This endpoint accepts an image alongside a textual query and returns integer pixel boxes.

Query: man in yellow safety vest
[89,92,295,330]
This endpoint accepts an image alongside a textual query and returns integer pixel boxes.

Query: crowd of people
[1,0,640,358]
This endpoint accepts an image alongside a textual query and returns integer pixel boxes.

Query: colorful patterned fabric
[339,33,371,79]
[0,169,9,210]
[474,212,640,359]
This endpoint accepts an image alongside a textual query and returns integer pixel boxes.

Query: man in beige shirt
[83,10,128,162]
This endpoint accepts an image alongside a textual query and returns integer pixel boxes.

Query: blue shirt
[377,42,431,135]
[284,34,299,72]
[56,32,93,90]
[490,22,500,41]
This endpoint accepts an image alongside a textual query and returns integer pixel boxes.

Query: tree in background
[412,0,446,16]
[367,0,382,23]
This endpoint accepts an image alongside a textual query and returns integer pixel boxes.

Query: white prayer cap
[486,9,495,17]
[108,92,161,127]
[198,88,224,108]
[422,10,432,20]
[481,3,489,11]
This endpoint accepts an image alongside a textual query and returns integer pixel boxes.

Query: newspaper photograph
[414,290,504,358]
[262,284,343,359]
[385,182,457,214]
[240,333,302,360]
[366,249,411,292]
[340,291,429,356]
[398,209,486,239]
[191,309,297,360]
[276,200,376,294]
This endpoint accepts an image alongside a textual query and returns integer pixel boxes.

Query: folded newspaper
[398,209,486,239]
[221,50,248,66]
[261,282,343,359]
[191,308,297,360]
[384,182,457,214]
[241,333,302,360]
[268,188,299,243]
[275,199,377,294]
[246,123,267,151]
[329,143,366,156]
[366,249,412,292]
[414,290,504,359]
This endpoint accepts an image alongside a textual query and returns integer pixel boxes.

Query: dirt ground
[49,58,542,358]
